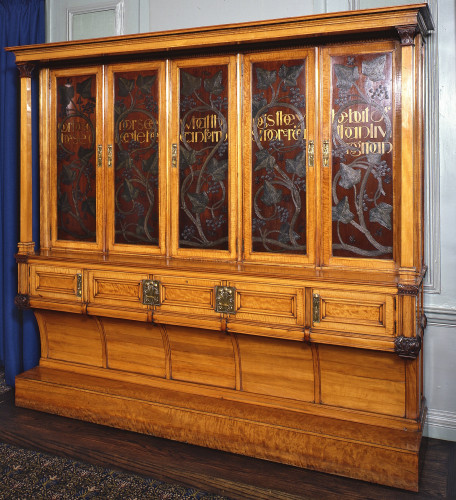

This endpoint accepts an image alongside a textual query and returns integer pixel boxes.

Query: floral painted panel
[57,74,97,241]
[331,52,394,259]
[179,65,229,250]
[114,69,160,245]
[251,59,307,254]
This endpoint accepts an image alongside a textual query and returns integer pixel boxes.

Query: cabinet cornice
[6,4,433,64]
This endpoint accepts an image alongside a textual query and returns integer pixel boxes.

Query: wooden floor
[0,388,455,499]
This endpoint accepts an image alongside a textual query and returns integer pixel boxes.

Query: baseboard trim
[424,306,456,326]
[425,409,456,442]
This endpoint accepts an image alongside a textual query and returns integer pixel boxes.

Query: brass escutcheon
[215,286,236,314]
[142,280,160,306]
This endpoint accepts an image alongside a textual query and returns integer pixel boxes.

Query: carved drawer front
[30,265,82,301]
[227,282,304,337]
[153,275,222,329]
[88,271,149,309]
[312,288,395,337]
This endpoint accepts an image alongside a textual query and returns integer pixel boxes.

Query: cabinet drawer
[227,282,304,338]
[312,288,395,337]
[153,275,222,329]
[156,275,221,314]
[88,271,149,309]
[30,265,82,301]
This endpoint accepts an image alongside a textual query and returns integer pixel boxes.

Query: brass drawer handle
[312,293,320,323]
[76,273,82,298]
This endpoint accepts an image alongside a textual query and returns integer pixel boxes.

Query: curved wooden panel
[319,344,405,416]
[102,317,166,378]
[36,310,103,367]
[237,334,314,402]
[166,325,236,389]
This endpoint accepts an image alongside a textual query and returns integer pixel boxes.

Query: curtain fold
[0,0,45,386]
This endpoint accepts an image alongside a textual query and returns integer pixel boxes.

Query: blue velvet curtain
[0,0,44,386]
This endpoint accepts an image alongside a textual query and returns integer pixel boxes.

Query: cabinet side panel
[319,344,405,416]
[237,334,314,402]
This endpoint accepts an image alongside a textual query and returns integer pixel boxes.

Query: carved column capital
[14,293,30,310]
[397,283,420,296]
[394,335,422,360]
[15,253,29,264]
[17,63,35,78]
[396,25,418,46]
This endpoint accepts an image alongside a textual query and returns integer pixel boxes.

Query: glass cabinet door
[170,56,238,260]
[50,67,103,250]
[321,42,398,268]
[242,49,316,265]
[106,62,166,255]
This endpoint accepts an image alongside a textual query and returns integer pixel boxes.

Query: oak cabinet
[8,4,433,491]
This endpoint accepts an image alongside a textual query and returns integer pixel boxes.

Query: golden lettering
[332,105,393,156]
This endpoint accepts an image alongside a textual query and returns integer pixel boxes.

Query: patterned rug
[0,369,10,395]
[0,369,229,499]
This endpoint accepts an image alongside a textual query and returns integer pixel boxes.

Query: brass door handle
[97,145,102,168]
[322,140,330,167]
[107,144,113,168]
[171,143,177,168]
[308,140,314,167]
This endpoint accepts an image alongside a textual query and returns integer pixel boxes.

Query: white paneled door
[46,0,149,42]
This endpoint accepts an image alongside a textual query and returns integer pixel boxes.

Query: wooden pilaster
[17,63,35,256]
[398,26,417,272]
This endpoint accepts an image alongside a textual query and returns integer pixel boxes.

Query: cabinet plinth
[8,4,433,492]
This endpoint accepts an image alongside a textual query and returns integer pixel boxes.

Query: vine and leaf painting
[178,66,229,250]
[113,71,159,245]
[57,75,97,241]
[251,61,307,254]
[331,53,394,258]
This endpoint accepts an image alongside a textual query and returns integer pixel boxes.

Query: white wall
[46,0,456,441]
[147,0,321,31]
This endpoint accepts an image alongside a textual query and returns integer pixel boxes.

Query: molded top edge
[6,3,433,63]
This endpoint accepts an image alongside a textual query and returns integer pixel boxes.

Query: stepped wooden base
[16,365,422,491]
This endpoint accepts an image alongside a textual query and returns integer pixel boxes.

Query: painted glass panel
[57,74,96,241]
[114,69,160,245]
[330,52,394,259]
[178,65,229,250]
[251,59,307,254]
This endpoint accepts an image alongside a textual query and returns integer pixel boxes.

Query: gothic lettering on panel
[57,75,96,241]
[178,65,229,250]
[251,60,307,254]
[114,70,160,245]
[331,52,394,259]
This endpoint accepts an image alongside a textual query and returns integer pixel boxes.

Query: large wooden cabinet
[8,4,433,491]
